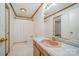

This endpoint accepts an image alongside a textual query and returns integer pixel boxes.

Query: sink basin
[41,39,60,48]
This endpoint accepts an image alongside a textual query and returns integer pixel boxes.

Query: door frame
[53,15,61,37]
[5,3,10,56]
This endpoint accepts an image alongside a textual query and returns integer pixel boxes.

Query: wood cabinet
[33,40,48,56]
[33,45,40,56]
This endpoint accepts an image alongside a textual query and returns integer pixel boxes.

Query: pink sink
[41,39,60,48]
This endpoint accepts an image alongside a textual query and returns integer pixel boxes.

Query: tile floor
[8,41,33,56]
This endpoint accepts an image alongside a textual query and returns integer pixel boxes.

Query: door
[0,3,6,56]
[5,4,10,56]
[53,16,61,37]
[55,21,61,36]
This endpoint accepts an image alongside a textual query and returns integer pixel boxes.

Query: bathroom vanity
[33,37,79,56]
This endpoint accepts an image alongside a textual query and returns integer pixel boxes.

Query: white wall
[0,3,5,56]
[14,19,34,42]
[61,12,70,39]
[33,5,44,37]
[44,16,53,36]
[69,5,79,41]
[61,4,79,41]
[45,4,79,41]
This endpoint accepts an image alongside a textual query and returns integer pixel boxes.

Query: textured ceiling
[11,3,41,18]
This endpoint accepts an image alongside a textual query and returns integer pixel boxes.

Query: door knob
[0,38,7,42]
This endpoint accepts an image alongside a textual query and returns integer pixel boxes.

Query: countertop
[33,37,79,56]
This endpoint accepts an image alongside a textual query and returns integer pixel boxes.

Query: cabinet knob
[70,32,73,34]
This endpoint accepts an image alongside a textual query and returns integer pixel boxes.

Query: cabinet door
[41,53,44,56]
[33,46,40,56]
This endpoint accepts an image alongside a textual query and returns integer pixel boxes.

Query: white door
[15,20,33,42]
[53,16,61,37]
[0,3,6,56]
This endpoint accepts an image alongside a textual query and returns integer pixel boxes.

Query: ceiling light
[44,3,56,10]
[20,8,26,12]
